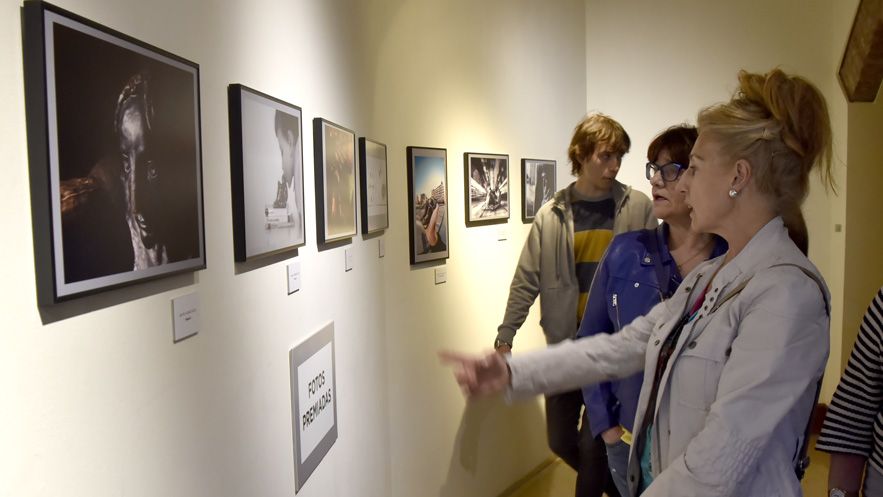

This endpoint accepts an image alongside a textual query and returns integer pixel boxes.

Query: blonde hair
[567,113,630,175]
[697,69,835,253]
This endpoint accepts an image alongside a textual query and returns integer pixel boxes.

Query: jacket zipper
[612,293,622,330]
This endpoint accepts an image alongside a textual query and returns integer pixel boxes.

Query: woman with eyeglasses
[575,125,727,496]
[441,68,832,496]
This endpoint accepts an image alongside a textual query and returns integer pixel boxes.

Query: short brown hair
[647,125,698,165]
[568,113,630,175]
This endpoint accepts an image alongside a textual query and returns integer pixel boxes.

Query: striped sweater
[816,286,883,475]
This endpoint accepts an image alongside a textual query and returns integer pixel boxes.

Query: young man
[495,113,656,497]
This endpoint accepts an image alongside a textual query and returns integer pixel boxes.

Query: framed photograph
[358,138,389,235]
[228,85,305,261]
[465,152,509,224]
[289,322,337,492]
[407,147,449,265]
[313,118,357,244]
[521,158,557,222]
[22,1,205,303]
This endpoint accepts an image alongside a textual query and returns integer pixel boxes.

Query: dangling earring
[728,189,739,198]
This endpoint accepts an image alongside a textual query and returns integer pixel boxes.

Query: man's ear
[732,158,753,192]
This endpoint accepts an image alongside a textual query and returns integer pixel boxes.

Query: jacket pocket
[671,336,727,410]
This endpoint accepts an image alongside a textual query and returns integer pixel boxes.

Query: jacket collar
[639,224,728,268]
[694,216,794,293]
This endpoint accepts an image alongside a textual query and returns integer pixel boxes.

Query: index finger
[437,350,475,366]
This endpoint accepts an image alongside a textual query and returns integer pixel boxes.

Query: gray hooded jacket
[496,180,656,346]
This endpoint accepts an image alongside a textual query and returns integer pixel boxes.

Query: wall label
[172,293,199,342]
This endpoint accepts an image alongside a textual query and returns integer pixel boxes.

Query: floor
[505,435,829,497]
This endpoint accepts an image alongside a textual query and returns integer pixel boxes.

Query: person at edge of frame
[493,113,656,497]
[816,285,883,497]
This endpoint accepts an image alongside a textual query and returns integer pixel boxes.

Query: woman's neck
[666,216,712,252]
[666,215,715,275]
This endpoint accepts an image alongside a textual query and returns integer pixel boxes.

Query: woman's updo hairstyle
[697,69,835,254]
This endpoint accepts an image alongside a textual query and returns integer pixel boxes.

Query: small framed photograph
[521,158,557,222]
[358,138,389,235]
[22,1,205,302]
[465,152,509,224]
[228,85,305,261]
[289,322,337,492]
[407,147,449,265]
[313,118,357,244]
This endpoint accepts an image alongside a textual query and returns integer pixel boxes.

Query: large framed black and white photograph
[465,152,509,224]
[522,158,556,222]
[228,85,305,261]
[313,118,357,244]
[22,1,205,303]
[407,147,449,265]
[358,138,389,235]
[289,322,337,492]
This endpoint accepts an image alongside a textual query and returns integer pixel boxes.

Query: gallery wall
[1,0,392,496]
[361,1,588,496]
[1,0,588,495]
[581,0,858,402]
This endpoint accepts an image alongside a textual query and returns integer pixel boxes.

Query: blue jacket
[576,224,727,437]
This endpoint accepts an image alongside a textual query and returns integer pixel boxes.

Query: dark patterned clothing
[817,286,883,476]
[571,192,615,322]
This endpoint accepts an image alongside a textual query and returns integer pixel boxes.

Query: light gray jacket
[508,217,830,496]
[496,180,656,346]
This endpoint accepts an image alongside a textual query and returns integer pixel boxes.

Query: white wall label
[289,323,337,492]
[287,261,301,295]
[378,238,385,258]
[344,247,353,272]
[434,266,447,285]
[497,226,508,241]
[172,293,199,342]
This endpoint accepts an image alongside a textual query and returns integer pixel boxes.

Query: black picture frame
[407,147,449,265]
[464,152,509,225]
[22,1,205,303]
[521,158,557,223]
[358,138,389,235]
[313,118,357,244]
[228,84,305,261]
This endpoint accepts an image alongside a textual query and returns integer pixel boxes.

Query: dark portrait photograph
[314,118,356,244]
[407,147,449,265]
[229,85,305,261]
[22,3,205,301]
[522,158,556,222]
[358,138,389,235]
[465,153,509,224]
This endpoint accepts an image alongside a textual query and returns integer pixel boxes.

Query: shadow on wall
[438,395,547,497]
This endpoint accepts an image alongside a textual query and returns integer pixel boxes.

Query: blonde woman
[443,68,833,496]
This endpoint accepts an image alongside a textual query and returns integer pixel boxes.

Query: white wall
[584,0,857,401]
[360,1,588,496]
[1,0,391,496]
[1,0,588,496]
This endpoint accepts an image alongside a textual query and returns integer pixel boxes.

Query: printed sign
[289,323,337,491]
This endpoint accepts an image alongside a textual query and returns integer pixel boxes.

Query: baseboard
[496,457,559,497]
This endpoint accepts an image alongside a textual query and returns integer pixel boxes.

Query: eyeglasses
[645,161,686,183]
